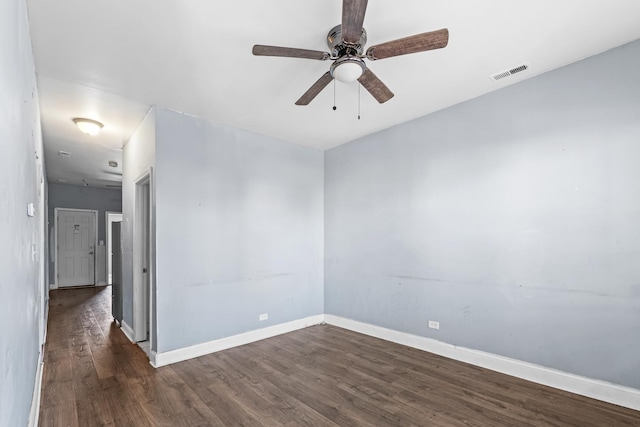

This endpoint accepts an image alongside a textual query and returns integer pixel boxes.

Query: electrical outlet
[428,320,440,330]
[259,313,268,321]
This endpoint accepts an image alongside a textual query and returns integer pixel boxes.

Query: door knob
[89,251,94,255]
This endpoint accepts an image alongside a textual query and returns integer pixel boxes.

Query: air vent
[106,184,122,188]
[490,62,530,82]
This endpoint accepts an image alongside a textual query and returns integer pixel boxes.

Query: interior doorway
[105,211,123,285]
[133,170,154,355]
[111,221,123,324]
[55,208,98,288]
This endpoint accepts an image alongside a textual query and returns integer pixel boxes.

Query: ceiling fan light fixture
[252,0,449,105]
[330,57,365,83]
[72,117,104,135]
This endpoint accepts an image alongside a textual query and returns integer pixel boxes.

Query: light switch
[27,203,35,217]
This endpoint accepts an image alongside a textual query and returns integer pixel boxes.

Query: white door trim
[54,208,98,288]
[133,168,155,348]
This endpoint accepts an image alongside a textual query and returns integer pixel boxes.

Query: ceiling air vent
[490,62,530,82]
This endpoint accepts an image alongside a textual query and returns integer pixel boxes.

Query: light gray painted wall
[325,40,640,389]
[47,183,122,281]
[0,0,47,425]
[154,108,324,353]
[122,108,156,328]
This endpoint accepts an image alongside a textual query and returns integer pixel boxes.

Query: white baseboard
[97,281,107,287]
[324,314,640,411]
[154,314,325,367]
[27,355,44,427]
[49,283,57,290]
[149,350,159,368]
[43,299,49,344]
[29,295,49,427]
[121,320,135,342]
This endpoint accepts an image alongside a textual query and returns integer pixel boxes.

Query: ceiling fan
[252,0,449,106]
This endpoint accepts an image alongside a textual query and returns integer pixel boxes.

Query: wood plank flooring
[40,287,640,426]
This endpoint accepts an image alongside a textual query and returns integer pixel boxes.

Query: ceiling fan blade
[342,0,368,44]
[366,28,449,60]
[357,68,394,103]
[252,45,330,60]
[295,72,334,105]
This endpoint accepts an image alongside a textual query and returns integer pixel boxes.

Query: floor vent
[491,63,530,81]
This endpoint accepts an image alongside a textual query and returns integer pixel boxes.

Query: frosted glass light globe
[332,61,364,82]
[72,118,104,135]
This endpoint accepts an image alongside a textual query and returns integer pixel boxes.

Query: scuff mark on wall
[184,272,295,287]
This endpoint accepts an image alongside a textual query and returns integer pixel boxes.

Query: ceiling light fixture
[330,56,366,83]
[72,118,104,135]
[108,160,118,168]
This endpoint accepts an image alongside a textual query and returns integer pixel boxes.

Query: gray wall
[325,40,640,389]
[47,183,122,281]
[0,0,47,424]
[154,108,324,353]
[122,108,156,328]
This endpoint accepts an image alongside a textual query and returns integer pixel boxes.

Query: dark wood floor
[40,287,640,426]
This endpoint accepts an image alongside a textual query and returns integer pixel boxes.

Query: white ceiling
[27,0,640,187]
[39,76,149,187]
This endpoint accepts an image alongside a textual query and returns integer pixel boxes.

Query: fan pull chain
[358,83,361,120]
[332,80,337,111]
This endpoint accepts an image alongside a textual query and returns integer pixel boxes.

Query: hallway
[39,287,640,426]
[39,287,158,426]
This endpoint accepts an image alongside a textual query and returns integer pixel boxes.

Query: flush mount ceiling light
[72,118,104,135]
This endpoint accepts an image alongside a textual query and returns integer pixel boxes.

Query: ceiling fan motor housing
[327,24,367,57]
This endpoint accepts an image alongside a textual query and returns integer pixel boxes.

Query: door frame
[105,211,123,285]
[133,168,155,349]
[54,207,98,288]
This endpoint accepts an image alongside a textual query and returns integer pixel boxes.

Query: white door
[57,210,96,287]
